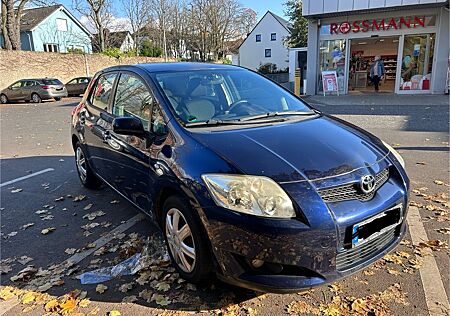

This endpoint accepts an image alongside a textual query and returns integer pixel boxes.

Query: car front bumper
[200,202,407,293]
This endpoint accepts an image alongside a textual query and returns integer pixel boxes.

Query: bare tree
[74,0,113,52]
[120,0,149,54]
[1,0,33,50]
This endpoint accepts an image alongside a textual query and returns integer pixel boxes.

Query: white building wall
[239,13,290,71]
[302,0,447,16]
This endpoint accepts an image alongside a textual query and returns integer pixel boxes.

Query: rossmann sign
[329,16,431,35]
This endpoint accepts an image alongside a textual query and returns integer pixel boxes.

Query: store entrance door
[348,36,399,93]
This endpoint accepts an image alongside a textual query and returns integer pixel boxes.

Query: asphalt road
[0,97,449,316]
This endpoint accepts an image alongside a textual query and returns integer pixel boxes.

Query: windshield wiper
[184,118,286,128]
[238,111,317,122]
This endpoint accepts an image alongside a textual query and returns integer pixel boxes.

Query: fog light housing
[251,259,264,268]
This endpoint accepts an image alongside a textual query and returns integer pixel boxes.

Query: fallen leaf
[122,295,137,303]
[84,203,93,210]
[79,298,91,308]
[60,297,77,314]
[41,227,56,235]
[107,311,121,316]
[65,248,77,255]
[155,281,170,292]
[11,188,23,193]
[434,180,445,186]
[119,283,133,293]
[7,231,17,237]
[54,197,65,202]
[44,299,60,312]
[20,223,34,230]
[151,293,171,306]
[17,256,33,265]
[436,227,450,235]
[0,288,15,300]
[21,292,36,304]
[110,200,119,204]
[387,268,400,275]
[96,284,107,294]
[73,195,86,202]
[0,264,12,274]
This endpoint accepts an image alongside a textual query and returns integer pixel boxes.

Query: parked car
[71,63,409,293]
[66,77,91,96]
[0,78,67,104]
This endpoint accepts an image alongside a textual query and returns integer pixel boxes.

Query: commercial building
[302,0,449,95]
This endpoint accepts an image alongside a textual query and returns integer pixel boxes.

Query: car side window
[90,73,117,110]
[80,78,89,84]
[67,79,77,85]
[10,81,22,88]
[113,73,153,130]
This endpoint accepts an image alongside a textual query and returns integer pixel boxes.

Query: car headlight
[382,141,405,168]
[201,174,296,218]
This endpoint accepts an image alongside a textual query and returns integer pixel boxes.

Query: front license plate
[351,204,402,247]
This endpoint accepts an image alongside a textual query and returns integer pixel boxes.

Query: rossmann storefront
[303,1,449,95]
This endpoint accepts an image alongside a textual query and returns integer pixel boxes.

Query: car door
[81,72,118,177]
[22,80,37,100]
[66,78,78,95]
[98,71,158,212]
[7,81,24,100]
[78,78,90,95]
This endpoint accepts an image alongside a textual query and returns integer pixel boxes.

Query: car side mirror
[112,117,145,136]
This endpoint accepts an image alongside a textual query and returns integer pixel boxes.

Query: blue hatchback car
[71,63,409,293]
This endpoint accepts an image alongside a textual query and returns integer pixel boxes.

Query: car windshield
[153,69,313,125]
[43,79,62,85]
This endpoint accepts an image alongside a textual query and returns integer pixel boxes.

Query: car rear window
[43,79,62,85]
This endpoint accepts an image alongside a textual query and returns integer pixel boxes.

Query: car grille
[318,169,389,203]
[336,228,396,271]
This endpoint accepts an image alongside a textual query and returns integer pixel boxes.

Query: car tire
[0,94,8,104]
[31,93,41,103]
[163,195,213,284]
[54,97,62,101]
[74,142,102,189]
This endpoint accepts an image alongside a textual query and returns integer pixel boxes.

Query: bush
[257,63,278,74]
[140,40,163,57]
[67,48,84,54]
[102,47,123,58]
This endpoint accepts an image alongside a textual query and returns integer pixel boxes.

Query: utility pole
[161,0,168,61]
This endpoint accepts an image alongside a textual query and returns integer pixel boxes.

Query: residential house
[0,5,92,53]
[238,11,292,71]
[93,30,134,52]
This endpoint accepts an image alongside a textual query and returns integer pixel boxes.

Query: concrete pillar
[431,7,449,94]
[306,19,319,95]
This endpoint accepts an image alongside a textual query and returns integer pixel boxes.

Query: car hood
[188,116,388,183]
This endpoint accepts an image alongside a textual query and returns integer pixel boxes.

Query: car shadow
[0,155,258,313]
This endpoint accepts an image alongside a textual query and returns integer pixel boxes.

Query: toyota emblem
[360,175,376,194]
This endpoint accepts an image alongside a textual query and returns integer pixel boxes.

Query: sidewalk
[302,93,449,107]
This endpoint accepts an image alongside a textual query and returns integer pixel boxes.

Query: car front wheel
[163,195,213,284]
[75,142,102,189]
[0,94,8,104]
[54,97,62,101]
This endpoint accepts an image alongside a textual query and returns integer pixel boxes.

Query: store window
[400,34,435,91]
[318,39,346,92]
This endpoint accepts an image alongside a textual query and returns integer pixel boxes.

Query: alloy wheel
[76,147,87,182]
[165,208,196,273]
[0,95,7,104]
[32,94,40,103]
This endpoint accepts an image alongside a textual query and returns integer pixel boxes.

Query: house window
[256,34,261,42]
[43,43,59,52]
[265,49,271,58]
[56,18,68,32]
[271,33,276,41]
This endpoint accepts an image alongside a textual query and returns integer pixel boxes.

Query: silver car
[0,78,68,104]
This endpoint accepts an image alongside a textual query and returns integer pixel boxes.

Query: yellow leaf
[44,299,60,312]
[0,288,15,301]
[60,297,77,314]
[21,292,36,304]
[79,298,91,308]
[107,310,121,316]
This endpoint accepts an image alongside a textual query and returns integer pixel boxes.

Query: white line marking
[407,206,450,316]
[0,213,145,315]
[66,213,145,265]
[0,168,54,188]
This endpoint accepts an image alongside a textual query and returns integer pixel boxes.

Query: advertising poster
[322,71,339,96]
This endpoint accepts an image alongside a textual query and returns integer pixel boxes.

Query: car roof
[100,62,243,74]
[21,78,59,81]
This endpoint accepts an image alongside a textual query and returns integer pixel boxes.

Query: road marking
[0,213,145,315]
[407,206,450,316]
[66,213,145,265]
[0,168,54,188]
